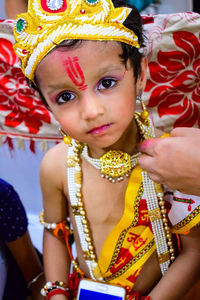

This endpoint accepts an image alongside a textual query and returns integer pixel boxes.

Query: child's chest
[67,172,129,276]
[66,157,154,280]
[81,172,128,258]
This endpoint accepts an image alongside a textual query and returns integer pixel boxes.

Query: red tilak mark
[64,56,88,91]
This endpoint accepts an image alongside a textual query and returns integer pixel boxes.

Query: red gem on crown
[41,0,67,13]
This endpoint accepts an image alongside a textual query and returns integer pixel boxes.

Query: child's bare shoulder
[41,141,66,169]
[40,142,69,219]
[40,141,68,188]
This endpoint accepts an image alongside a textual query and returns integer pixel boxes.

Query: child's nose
[81,94,105,120]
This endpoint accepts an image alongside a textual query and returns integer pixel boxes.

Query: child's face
[36,41,147,149]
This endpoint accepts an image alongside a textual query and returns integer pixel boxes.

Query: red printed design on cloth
[0,38,51,134]
[137,199,149,225]
[0,20,14,24]
[110,248,134,273]
[145,31,200,128]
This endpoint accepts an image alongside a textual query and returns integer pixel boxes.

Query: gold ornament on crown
[13,0,140,81]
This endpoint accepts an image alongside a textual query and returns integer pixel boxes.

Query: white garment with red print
[143,13,200,132]
[165,189,200,232]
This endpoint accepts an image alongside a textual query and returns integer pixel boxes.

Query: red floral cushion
[143,13,200,132]
[0,20,59,146]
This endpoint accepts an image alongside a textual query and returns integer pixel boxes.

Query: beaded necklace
[81,145,140,182]
[67,115,175,280]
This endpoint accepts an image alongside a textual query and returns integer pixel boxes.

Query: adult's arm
[0,178,44,300]
[139,127,200,196]
[5,0,28,19]
[6,231,44,300]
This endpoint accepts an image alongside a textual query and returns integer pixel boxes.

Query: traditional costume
[13,0,200,299]
[40,115,200,299]
[64,119,200,294]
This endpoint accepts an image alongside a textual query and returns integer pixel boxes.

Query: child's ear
[136,57,148,94]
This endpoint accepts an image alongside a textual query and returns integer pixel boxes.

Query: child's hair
[32,0,144,108]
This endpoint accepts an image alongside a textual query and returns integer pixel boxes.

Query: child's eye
[98,78,117,90]
[56,92,75,104]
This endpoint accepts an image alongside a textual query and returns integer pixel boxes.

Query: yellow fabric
[161,133,170,138]
[171,210,200,234]
[96,162,200,292]
[97,165,156,293]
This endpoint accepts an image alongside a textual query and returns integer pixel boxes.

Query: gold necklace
[81,145,140,182]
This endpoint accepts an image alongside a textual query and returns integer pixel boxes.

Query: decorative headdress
[13,0,140,81]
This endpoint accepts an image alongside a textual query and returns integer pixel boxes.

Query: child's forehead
[46,40,122,61]
[36,40,129,86]
[37,40,125,73]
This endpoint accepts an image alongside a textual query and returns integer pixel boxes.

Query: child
[13,0,200,299]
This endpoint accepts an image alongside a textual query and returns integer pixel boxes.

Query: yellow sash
[97,165,156,293]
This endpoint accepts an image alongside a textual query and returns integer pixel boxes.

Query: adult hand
[138,127,200,196]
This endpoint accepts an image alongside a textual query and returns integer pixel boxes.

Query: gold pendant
[100,150,131,181]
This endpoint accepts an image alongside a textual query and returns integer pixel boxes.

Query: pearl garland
[67,140,104,281]
[142,172,174,275]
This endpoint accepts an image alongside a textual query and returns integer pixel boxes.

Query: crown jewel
[47,0,64,10]
[13,0,140,81]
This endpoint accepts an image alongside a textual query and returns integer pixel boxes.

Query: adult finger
[138,153,155,173]
[138,138,159,156]
[139,155,163,182]
[171,127,200,137]
[147,172,162,184]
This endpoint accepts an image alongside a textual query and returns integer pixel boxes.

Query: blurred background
[0,0,196,17]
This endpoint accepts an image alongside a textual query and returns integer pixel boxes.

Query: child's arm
[40,145,71,299]
[149,226,200,300]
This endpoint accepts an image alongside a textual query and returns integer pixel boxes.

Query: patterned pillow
[0,20,60,148]
[143,13,200,132]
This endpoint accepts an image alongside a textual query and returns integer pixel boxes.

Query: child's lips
[87,124,111,135]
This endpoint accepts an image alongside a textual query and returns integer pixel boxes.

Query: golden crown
[13,0,140,81]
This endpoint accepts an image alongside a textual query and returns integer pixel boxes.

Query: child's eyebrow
[97,65,124,75]
[47,83,70,94]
